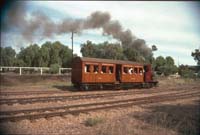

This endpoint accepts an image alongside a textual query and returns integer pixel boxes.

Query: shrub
[197,71,200,78]
[180,68,195,78]
[84,117,104,127]
[49,64,60,74]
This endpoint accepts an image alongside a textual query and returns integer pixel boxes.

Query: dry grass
[96,118,137,135]
[0,74,70,86]
[84,117,104,127]
[92,115,176,135]
[0,74,73,91]
[132,101,200,135]
[1,75,199,135]
[158,76,199,87]
[84,100,200,135]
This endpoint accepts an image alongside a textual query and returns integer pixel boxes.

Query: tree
[39,42,51,67]
[154,56,177,76]
[197,71,200,78]
[13,59,26,67]
[97,42,125,60]
[122,39,153,63]
[48,41,72,67]
[80,40,96,57]
[17,44,40,67]
[123,48,141,62]
[59,45,72,67]
[80,40,155,63]
[49,63,60,74]
[80,41,125,60]
[162,65,178,76]
[178,65,195,78]
[49,42,62,66]
[152,45,157,51]
[165,56,174,65]
[0,46,16,66]
[155,56,165,73]
[15,41,72,67]
[162,56,177,75]
[191,48,200,65]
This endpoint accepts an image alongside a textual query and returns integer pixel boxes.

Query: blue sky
[1,1,200,65]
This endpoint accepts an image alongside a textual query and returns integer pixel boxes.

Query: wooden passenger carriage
[71,57,157,90]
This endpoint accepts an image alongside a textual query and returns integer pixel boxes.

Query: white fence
[0,66,71,75]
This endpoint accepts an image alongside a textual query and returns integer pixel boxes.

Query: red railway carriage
[72,57,116,87]
[71,57,157,90]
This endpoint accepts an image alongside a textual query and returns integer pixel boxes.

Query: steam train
[71,57,158,90]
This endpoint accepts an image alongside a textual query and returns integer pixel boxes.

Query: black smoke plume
[1,1,152,58]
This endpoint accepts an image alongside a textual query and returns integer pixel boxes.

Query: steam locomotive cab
[144,64,158,85]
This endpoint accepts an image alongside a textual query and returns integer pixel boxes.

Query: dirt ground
[0,75,199,135]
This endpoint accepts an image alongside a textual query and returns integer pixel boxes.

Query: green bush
[197,71,200,78]
[84,117,104,127]
[180,68,195,78]
[49,64,60,74]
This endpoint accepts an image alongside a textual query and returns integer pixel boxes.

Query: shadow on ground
[1,74,70,86]
[0,127,11,135]
[53,85,78,92]
[132,100,200,135]
[52,85,124,92]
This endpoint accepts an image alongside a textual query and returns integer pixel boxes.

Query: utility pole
[71,31,74,67]
[71,31,74,60]
[178,56,179,67]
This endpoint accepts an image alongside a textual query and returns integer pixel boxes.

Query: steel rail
[1,85,198,96]
[0,91,67,96]
[1,90,199,115]
[0,87,191,105]
[0,90,199,122]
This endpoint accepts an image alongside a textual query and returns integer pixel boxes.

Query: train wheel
[84,85,89,90]
[140,84,144,88]
[74,84,80,89]
[80,85,84,91]
[80,85,89,90]
[99,84,103,90]
[114,84,121,90]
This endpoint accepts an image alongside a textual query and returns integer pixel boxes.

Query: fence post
[19,67,22,75]
[40,68,43,75]
[59,68,61,75]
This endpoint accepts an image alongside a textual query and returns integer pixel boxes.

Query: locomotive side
[71,57,158,90]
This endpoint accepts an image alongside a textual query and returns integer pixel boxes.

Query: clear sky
[1,1,200,65]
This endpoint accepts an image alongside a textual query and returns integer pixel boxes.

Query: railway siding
[0,86,196,105]
[0,90,199,122]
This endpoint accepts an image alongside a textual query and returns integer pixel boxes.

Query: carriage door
[116,64,122,82]
[92,64,100,83]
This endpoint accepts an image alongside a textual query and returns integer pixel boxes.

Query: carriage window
[123,67,128,74]
[93,65,99,73]
[134,68,138,74]
[144,66,149,72]
[128,67,133,74]
[109,66,113,74]
[101,66,107,73]
[85,64,90,73]
[139,68,143,75]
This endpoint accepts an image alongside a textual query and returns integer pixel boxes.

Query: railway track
[0,87,190,105]
[1,85,198,96]
[0,91,68,96]
[0,90,199,122]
